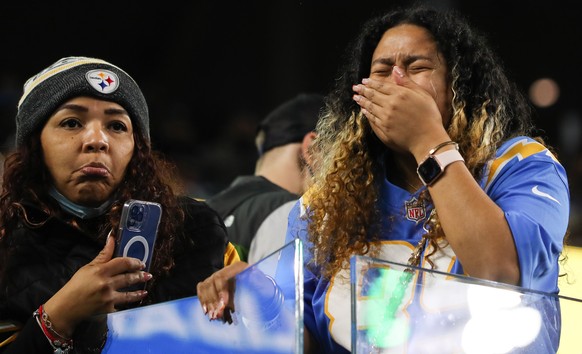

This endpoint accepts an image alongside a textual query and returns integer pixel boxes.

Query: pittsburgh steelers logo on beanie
[15,56,149,147]
[85,69,120,94]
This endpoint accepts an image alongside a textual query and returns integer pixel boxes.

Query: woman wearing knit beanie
[0,56,236,353]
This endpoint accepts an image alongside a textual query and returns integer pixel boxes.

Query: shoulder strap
[205,179,285,218]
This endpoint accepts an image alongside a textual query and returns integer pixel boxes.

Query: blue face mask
[49,186,114,220]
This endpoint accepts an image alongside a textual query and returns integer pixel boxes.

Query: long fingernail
[393,66,404,77]
[202,305,208,314]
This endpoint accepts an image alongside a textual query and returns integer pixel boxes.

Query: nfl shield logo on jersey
[405,197,426,223]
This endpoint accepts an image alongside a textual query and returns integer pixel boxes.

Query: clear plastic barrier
[351,255,582,354]
[102,239,303,354]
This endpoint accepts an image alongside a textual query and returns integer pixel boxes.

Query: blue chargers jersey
[284,136,569,353]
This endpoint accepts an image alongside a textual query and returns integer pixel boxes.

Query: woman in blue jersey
[197,4,569,353]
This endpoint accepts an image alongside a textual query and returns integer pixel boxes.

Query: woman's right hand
[196,261,249,322]
[42,235,151,337]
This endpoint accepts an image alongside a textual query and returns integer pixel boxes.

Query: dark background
[1,0,580,244]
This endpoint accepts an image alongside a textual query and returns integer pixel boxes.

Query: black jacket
[0,196,227,353]
[205,176,297,261]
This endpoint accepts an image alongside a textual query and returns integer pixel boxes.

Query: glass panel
[102,238,303,354]
[351,255,582,354]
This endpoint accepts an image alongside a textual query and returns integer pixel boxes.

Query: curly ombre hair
[0,122,185,303]
[306,5,537,279]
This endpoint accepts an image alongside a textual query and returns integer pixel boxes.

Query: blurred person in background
[206,93,323,263]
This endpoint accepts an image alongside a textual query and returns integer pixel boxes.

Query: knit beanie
[15,56,149,147]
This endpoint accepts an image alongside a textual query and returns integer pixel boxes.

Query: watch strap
[434,149,464,167]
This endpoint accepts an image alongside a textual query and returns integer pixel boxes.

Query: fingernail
[393,66,404,77]
[202,305,208,315]
[143,272,153,280]
[218,298,225,310]
[353,94,361,102]
[362,78,370,84]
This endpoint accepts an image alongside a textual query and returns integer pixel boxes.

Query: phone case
[116,200,162,290]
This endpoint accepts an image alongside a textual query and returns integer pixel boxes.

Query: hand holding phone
[116,199,162,291]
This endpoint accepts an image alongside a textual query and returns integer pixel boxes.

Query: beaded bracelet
[33,304,74,354]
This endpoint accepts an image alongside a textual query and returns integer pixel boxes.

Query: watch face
[417,156,442,185]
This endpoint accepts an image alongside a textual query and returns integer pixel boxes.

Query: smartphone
[116,199,162,291]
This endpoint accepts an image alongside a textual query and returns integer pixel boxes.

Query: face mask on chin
[48,186,114,220]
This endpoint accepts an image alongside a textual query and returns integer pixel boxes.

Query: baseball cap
[257,93,324,155]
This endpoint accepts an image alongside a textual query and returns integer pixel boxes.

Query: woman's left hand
[352,66,449,159]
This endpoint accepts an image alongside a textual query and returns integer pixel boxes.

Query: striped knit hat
[15,56,149,147]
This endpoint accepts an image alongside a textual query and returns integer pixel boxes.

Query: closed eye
[371,69,392,77]
[371,63,394,77]
[408,65,434,74]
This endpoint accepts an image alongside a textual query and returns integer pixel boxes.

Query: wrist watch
[416,148,464,186]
